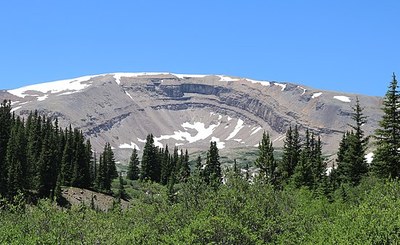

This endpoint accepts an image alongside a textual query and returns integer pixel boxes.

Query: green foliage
[203,141,222,188]
[127,148,140,180]
[281,125,301,180]
[334,97,369,186]
[373,73,400,178]
[255,131,277,184]
[2,176,400,243]
[95,143,117,192]
[140,134,161,182]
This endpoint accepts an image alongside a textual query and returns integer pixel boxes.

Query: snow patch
[227,116,232,121]
[153,121,221,148]
[125,91,134,101]
[251,126,262,136]
[246,79,270,86]
[333,96,351,103]
[137,138,146,143]
[218,75,239,82]
[174,74,207,79]
[233,139,242,142]
[11,106,21,113]
[8,75,95,98]
[298,86,306,95]
[274,83,286,91]
[211,137,225,149]
[218,115,222,120]
[37,94,48,101]
[58,91,80,96]
[365,152,374,164]
[312,92,322,99]
[119,142,140,150]
[226,119,244,140]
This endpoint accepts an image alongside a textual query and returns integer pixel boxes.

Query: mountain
[1,73,382,164]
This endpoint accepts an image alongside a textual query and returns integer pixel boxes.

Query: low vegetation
[1,175,400,244]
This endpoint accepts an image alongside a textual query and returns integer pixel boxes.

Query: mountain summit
[1,73,382,162]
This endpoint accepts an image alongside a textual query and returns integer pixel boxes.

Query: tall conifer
[373,73,400,178]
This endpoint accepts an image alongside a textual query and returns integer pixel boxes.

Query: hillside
[1,73,382,163]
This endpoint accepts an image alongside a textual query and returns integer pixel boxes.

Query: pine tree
[203,141,222,186]
[95,143,117,192]
[373,73,400,178]
[36,123,56,198]
[255,131,277,184]
[195,155,202,174]
[71,130,91,188]
[336,97,369,185]
[233,159,241,176]
[292,129,313,188]
[140,134,160,182]
[160,145,169,185]
[105,142,118,190]
[281,125,301,181]
[310,135,325,185]
[61,126,74,185]
[244,163,250,181]
[127,148,140,180]
[6,117,27,198]
[25,111,42,190]
[179,149,190,182]
[0,100,12,196]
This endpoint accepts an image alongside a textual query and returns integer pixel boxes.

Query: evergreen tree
[104,142,118,189]
[292,129,313,188]
[36,122,57,198]
[195,155,202,174]
[127,148,140,180]
[71,130,91,188]
[160,145,169,185]
[233,159,241,176]
[95,143,117,192]
[203,141,221,186]
[255,131,277,184]
[140,134,160,182]
[0,100,12,196]
[25,111,42,190]
[336,97,369,185]
[373,73,400,178]
[281,125,301,181]
[6,117,27,198]
[95,152,106,190]
[310,135,325,185]
[244,163,250,181]
[61,126,74,185]
[178,149,190,182]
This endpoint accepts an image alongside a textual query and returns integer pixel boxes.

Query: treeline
[246,73,400,197]
[126,134,222,189]
[0,103,119,201]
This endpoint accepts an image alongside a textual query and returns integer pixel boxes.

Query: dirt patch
[62,187,129,211]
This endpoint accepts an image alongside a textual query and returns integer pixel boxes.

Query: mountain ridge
[0,72,383,164]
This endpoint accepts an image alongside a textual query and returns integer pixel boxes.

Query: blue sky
[0,1,398,96]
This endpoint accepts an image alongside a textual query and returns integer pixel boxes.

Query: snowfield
[333,95,351,103]
[9,75,95,98]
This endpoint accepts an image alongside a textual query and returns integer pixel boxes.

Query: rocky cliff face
[2,73,383,163]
